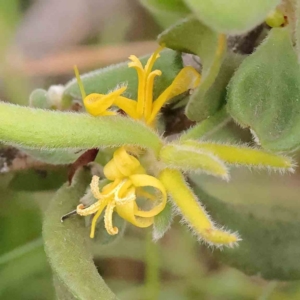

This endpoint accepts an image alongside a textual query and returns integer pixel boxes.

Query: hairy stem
[0,102,163,155]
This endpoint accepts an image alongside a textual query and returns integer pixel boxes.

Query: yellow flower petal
[84,86,126,116]
[113,147,142,176]
[116,200,153,228]
[129,174,167,218]
[103,147,142,180]
[113,96,139,119]
[148,66,201,124]
[116,179,134,200]
[128,55,144,70]
[144,46,163,76]
[136,188,156,201]
[144,70,162,120]
[128,55,146,117]
[101,179,122,197]
[101,111,117,116]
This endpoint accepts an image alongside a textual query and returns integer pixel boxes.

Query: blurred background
[1,1,300,299]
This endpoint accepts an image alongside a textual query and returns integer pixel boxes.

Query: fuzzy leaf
[29,89,50,109]
[9,169,67,191]
[159,144,228,179]
[192,52,245,120]
[180,107,231,141]
[227,27,300,152]
[53,275,77,300]
[158,17,226,121]
[159,169,238,246]
[93,213,126,246]
[43,168,118,300]
[158,17,219,77]
[183,0,280,34]
[140,0,190,28]
[0,102,163,155]
[182,140,294,171]
[64,49,183,103]
[192,178,300,280]
[21,148,85,164]
[153,200,173,240]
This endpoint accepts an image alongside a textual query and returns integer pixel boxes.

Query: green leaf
[29,89,50,109]
[21,148,85,164]
[183,0,280,34]
[227,27,300,152]
[159,144,228,179]
[53,275,77,300]
[158,17,226,121]
[158,17,218,77]
[140,0,190,28]
[180,107,231,141]
[153,200,173,240]
[181,140,294,171]
[0,102,163,155]
[43,168,118,300]
[192,179,300,280]
[93,214,126,246]
[9,169,67,191]
[194,52,245,120]
[63,49,183,104]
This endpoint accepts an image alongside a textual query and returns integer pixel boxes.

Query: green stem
[145,231,160,300]
[0,102,162,155]
[180,107,230,141]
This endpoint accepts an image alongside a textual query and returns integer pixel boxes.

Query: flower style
[77,147,166,238]
[72,47,294,247]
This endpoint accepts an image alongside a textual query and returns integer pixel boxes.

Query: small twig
[0,146,48,173]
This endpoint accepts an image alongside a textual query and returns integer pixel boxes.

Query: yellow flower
[71,48,294,247]
[74,46,200,125]
[76,147,167,238]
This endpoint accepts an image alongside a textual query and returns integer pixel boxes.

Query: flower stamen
[76,147,167,238]
[104,201,118,235]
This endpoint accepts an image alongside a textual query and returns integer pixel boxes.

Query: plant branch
[0,146,48,173]
[0,102,163,155]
